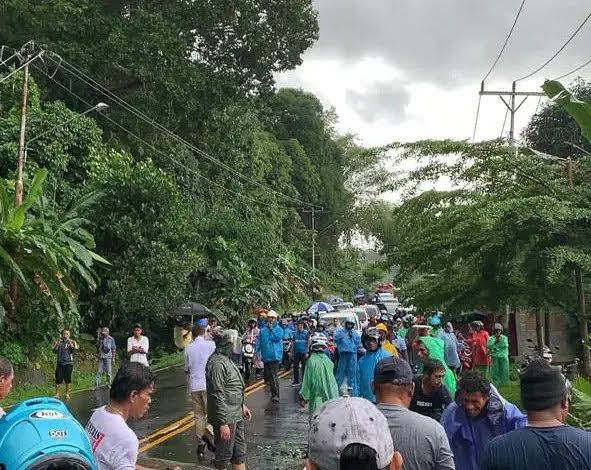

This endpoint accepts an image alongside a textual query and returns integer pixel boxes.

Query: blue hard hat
[0,397,96,469]
[429,315,441,326]
[196,318,208,328]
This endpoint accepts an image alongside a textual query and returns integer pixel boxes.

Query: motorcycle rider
[334,316,361,397]
[241,319,260,383]
[292,319,310,387]
[299,333,339,417]
[358,327,392,402]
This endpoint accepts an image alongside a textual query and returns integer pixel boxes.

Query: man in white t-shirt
[86,362,155,470]
[184,320,216,460]
[127,324,149,366]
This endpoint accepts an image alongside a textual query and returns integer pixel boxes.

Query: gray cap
[373,356,414,385]
[308,397,394,470]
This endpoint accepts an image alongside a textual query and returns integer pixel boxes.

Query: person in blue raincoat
[333,316,361,396]
[357,327,391,402]
[441,371,526,470]
[256,310,284,402]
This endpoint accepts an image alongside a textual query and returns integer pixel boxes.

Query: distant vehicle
[319,310,362,333]
[331,301,354,312]
[375,292,397,302]
[352,307,370,328]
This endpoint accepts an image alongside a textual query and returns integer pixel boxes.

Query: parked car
[331,301,354,312]
[320,311,362,333]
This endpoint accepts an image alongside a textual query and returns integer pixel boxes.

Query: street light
[27,102,109,146]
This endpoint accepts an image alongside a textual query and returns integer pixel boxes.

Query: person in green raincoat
[416,336,457,396]
[299,333,339,416]
[487,323,510,386]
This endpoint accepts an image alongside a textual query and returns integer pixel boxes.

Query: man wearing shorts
[206,330,252,470]
[53,329,78,400]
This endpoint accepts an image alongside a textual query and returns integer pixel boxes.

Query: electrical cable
[553,56,591,81]
[499,107,509,139]
[516,9,591,82]
[472,94,482,143]
[0,52,42,85]
[482,0,527,82]
[41,53,314,208]
[31,63,278,209]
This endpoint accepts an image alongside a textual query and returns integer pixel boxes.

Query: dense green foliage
[0,2,385,358]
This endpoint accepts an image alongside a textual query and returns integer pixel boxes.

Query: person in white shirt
[86,362,156,470]
[0,357,13,418]
[127,324,149,366]
[184,319,216,460]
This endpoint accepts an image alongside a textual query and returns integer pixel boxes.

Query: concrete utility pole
[480,81,545,148]
[15,52,30,207]
[303,205,323,300]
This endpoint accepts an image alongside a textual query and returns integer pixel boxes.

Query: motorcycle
[242,342,255,383]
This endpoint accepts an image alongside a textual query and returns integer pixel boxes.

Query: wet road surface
[64,365,308,469]
[142,373,308,469]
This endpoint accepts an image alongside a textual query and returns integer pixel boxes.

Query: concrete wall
[512,310,575,363]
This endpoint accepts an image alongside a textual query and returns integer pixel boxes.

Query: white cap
[308,397,394,470]
[267,310,278,318]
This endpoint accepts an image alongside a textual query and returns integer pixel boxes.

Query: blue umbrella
[308,302,335,314]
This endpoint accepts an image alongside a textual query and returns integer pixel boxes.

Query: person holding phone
[53,329,78,400]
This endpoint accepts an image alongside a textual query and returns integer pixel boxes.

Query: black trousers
[264,360,280,398]
[292,352,307,384]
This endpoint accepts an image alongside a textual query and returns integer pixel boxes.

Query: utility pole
[303,205,323,299]
[565,157,591,376]
[15,49,31,207]
[480,81,545,148]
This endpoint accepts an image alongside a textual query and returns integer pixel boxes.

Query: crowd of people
[0,306,590,470]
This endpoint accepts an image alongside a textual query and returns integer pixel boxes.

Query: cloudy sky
[276,1,591,147]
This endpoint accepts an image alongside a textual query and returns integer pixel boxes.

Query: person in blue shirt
[256,310,284,402]
[280,317,293,370]
[357,327,391,402]
[333,316,361,397]
[292,319,310,387]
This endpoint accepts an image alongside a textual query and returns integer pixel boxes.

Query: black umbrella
[173,302,211,317]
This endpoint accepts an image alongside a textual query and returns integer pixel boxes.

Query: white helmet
[267,310,278,318]
[345,316,356,325]
[310,333,328,351]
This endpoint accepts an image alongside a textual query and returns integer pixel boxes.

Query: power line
[482,0,527,82]
[0,52,42,85]
[499,107,509,139]
[554,56,591,81]
[41,52,314,208]
[30,63,278,209]
[472,94,482,143]
[516,9,591,82]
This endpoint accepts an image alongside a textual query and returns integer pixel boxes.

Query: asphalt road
[65,365,308,469]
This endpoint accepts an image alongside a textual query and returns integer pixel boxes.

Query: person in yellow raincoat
[299,333,339,417]
[376,323,398,357]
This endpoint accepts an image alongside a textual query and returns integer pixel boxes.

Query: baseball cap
[373,357,414,385]
[308,397,394,470]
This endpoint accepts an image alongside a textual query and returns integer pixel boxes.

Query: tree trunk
[575,267,591,377]
[544,309,551,347]
[535,308,545,357]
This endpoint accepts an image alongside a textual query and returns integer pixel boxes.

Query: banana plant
[0,168,109,322]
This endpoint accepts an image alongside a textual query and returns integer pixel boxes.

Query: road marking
[138,377,266,445]
[139,370,291,452]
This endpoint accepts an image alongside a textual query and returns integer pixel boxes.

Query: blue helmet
[0,397,96,470]
[429,315,441,327]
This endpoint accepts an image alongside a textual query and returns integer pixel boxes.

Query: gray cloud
[310,1,591,86]
[346,81,410,123]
